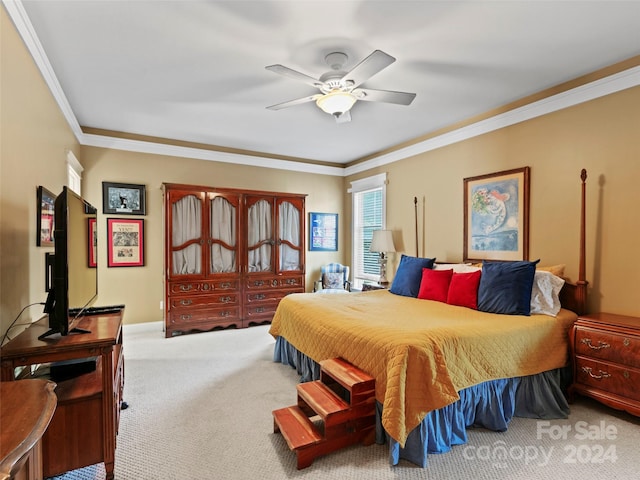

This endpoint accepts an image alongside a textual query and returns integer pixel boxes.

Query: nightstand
[569,312,640,417]
[361,283,388,292]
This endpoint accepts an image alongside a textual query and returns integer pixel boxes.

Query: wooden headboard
[558,169,589,315]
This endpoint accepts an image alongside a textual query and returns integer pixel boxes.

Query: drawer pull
[272,279,278,287]
[220,282,232,289]
[624,338,631,347]
[582,366,611,379]
[220,296,232,303]
[581,338,611,350]
[180,284,193,292]
[180,299,193,306]
[285,278,297,285]
[255,307,265,313]
[254,294,266,300]
[219,311,231,317]
[202,283,211,291]
[253,280,265,287]
[180,314,192,321]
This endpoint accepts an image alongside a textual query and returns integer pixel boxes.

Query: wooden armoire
[163,183,306,337]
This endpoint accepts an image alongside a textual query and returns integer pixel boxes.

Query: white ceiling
[10,1,640,167]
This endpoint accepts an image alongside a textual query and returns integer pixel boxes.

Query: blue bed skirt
[273,336,570,467]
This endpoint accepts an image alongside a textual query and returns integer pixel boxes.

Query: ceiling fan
[265,50,416,123]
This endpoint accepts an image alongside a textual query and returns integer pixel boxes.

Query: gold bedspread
[269,290,577,447]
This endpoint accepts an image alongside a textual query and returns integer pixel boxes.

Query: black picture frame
[309,212,338,252]
[37,186,56,246]
[102,182,146,215]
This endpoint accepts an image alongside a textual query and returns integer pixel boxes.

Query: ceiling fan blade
[265,64,323,89]
[341,50,396,89]
[335,111,351,124]
[266,94,321,111]
[354,88,416,106]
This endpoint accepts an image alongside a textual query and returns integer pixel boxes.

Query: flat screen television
[41,186,98,339]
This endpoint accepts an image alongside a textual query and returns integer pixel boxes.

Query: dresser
[163,184,306,337]
[569,312,640,416]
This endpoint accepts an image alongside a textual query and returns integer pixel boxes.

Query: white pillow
[434,263,480,274]
[530,270,565,316]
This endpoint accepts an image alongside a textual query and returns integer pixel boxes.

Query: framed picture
[309,212,338,252]
[107,218,144,267]
[37,186,56,246]
[102,182,146,215]
[88,218,97,267]
[464,166,530,262]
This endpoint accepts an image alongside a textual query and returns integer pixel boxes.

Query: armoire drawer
[245,275,305,290]
[168,279,238,295]
[168,292,238,310]
[168,307,241,326]
[574,327,640,368]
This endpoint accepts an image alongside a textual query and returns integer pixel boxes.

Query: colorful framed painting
[463,167,530,262]
[102,182,146,215]
[37,186,56,246]
[309,212,338,251]
[107,218,144,267]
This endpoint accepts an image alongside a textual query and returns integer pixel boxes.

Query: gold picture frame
[464,167,530,262]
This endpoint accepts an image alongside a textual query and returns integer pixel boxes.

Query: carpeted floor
[49,321,639,480]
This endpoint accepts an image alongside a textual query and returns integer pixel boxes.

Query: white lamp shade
[316,91,357,115]
[370,229,396,253]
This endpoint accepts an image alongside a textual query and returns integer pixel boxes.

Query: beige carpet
[49,321,640,480]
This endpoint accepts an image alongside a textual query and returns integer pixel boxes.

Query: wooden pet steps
[272,357,376,469]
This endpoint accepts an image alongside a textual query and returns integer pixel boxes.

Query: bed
[269,171,589,467]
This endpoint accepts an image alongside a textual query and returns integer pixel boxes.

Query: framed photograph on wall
[463,167,530,262]
[102,182,146,215]
[88,218,97,267]
[309,212,338,252]
[37,186,56,246]
[107,218,144,267]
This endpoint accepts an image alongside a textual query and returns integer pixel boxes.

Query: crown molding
[344,65,640,176]
[6,0,640,178]
[81,133,346,176]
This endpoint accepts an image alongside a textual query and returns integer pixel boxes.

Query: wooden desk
[0,310,124,479]
[0,379,56,480]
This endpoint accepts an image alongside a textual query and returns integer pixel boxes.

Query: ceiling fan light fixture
[316,90,357,115]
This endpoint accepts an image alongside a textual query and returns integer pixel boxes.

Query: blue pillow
[389,255,436,297]
[477,260,540,315]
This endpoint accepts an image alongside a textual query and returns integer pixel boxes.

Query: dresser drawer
[575,356,640,401]
[168,292,238,310]
[574,327,640,368]
[168,279,238,295]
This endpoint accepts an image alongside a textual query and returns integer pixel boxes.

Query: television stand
[37,326,91,341]
[1,309,125,480]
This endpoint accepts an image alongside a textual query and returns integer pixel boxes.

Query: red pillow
[447,270,482,309]
[417,268,453,302]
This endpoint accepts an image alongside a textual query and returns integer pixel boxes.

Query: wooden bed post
[579,169,587,284]
[558,169,589,315]
[576,169,589,313]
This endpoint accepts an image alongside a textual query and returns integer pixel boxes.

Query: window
[350,173,387,289]
[67,150,83,195]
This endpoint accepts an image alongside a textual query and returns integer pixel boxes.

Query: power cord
[1,302,46,347]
